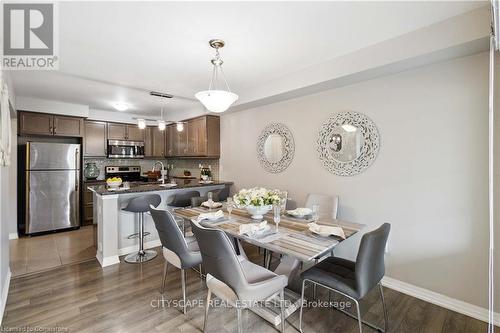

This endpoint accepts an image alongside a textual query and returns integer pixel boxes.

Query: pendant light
[157,107,166,131]
[195,39,238,113]
[137,119,146,129]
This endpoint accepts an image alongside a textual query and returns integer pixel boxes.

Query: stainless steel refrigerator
[25,142,80,234]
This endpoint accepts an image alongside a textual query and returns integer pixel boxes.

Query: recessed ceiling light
[112,102,129,111]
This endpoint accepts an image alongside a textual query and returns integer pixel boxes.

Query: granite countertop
[88,180,233,196]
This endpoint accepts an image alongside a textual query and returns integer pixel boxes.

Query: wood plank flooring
[1,244,491,333]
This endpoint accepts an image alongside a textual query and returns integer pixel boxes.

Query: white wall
[220,53,490,310]
[0,74,16,324]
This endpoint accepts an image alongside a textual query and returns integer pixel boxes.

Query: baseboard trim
[382,276,500,326]
[118,239,162,256]
[8,233,17,240]
[0,269,12,326]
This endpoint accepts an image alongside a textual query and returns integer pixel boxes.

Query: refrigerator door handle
[75,149,79,192]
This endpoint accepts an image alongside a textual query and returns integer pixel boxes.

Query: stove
[105,166,142,182]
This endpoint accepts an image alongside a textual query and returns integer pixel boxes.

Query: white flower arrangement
[233,187,283,207]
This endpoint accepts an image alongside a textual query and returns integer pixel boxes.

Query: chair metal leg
[199,264,203,280]
[160,261,168,294]
[304,279,386,332]
[379,284,389,332]
[299,279,306,333]
[280,289,285,333]
[237,307,243,333]
[203,289,212,332]
[181,269,187,315]
[354,299,363,333]
[263,249,267,266]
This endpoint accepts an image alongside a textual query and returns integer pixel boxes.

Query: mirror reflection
[328,123,364,162]
[264,133,284,163]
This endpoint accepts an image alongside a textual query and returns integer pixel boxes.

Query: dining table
[174,205,365,327]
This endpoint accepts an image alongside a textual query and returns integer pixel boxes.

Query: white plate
[202,201,223,209]
[286,207,313,218]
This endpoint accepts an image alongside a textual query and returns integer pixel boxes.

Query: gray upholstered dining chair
[305,193,339,219]
[149,206,203,315]
[299,223,391,333]
[191,221,288,333]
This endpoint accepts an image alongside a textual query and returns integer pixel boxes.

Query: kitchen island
[88,180,232,267]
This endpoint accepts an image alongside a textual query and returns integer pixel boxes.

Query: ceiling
[10,1,486,117]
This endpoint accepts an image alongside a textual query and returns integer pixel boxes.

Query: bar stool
[168,190,200,234]
[123,194,162,263]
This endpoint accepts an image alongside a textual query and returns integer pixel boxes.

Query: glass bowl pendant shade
[195,90,238,113]
[196,39,238,113]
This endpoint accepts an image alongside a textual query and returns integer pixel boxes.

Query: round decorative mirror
[317,111,379,176]
[257,123,295,173]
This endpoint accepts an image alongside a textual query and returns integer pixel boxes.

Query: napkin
[194,210,225,222]
[202,201,223,209]
[308,223,346,239]
[239,220,268,236]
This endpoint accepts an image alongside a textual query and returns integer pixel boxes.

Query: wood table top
[174,207,365,262]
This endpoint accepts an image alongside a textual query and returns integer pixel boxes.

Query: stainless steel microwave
[107,140,145,159]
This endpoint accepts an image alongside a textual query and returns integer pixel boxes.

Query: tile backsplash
[83,158,219,181]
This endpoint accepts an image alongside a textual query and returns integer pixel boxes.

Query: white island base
[91,184,226,267]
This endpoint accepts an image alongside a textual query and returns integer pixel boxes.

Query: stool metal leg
[125,212,157,263]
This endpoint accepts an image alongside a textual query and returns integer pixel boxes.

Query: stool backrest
[123,194,161,213]
[191,221,248,295]
[170,191,200,207]
[355,223,391,297]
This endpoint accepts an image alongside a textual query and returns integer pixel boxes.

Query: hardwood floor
[1,244,491,333]
[10,226,96,277]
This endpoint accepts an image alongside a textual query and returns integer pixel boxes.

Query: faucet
[152,161,165,184]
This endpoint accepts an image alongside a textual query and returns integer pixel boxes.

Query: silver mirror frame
[257,123,295,173]
[317,111,380,176]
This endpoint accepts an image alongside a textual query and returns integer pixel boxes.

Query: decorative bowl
[245,205,272,220]
[106,179,122,189]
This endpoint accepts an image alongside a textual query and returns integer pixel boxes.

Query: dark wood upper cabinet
[151,127,166,157]
[19,111,53,136]
[84,121,107,157]
[19,111,84,137]
[165,116,219,158]
[53,116,84,137]
[144,127,153,157]
[126,125,145,141]
[166,124,176,157]
[107,123,145,141]
[107,123,127,140]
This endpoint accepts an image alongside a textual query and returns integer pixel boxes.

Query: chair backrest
[123,194,161,213]
[305,193,339,219]
[191,221,249,296]
[355,223,391,297]
[149,206,191,258]
[216,185,230,201]
[169,190,200,207]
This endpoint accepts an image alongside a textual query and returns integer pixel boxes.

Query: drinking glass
[207,192,214,211]
[312,204,320,222]
[273,204,281,231]
[227,197,234,219]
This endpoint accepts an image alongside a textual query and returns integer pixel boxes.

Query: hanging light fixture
[195,39,238,113]
[157,107,166,131]
[176,122,184,132]
[137,119,146,129]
